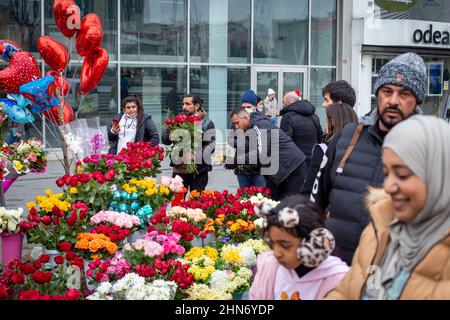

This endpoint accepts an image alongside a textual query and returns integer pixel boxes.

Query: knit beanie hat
[240,89,258,106]
[374,52,427,104]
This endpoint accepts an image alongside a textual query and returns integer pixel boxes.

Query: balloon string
[75,95,85,120]
[29,116,65,167]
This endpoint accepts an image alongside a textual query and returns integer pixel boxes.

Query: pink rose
[161,176,172,188]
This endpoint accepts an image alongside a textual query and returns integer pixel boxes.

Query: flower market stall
[0,141,277,300]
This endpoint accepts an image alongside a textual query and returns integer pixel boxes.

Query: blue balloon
[8,94,32,109]
[0,98,35,124]
[19,76,60,113]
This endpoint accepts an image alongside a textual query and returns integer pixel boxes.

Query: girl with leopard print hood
[249,194,349,300]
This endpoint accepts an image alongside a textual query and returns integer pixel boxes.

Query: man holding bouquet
[162,95,216,193]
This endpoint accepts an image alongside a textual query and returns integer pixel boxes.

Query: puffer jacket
[311,108,421,265]
[280,100,322,166]
[325,188,450,300]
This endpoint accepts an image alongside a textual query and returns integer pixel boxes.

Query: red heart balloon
[46,70,71,97]
[38,36,70,72]
[43,101,74,126]
[80,47,109,95]
[0,51,41,94]
[53,0,81,39]
[76,14,103,57]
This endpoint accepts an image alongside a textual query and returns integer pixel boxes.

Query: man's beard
[183,110,195,116]
[378,105,412,130]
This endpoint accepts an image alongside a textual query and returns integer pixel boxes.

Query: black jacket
[280,100,323,166]
[162,116,216,174]
[311,108,391,265]
[238,112,306,186]
[227,122,261,176]
[108,113,160,155]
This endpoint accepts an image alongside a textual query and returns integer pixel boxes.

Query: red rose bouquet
[164,114,202,174]
[0,251,84,300]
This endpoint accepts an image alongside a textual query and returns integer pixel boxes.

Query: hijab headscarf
[367,115,450,299]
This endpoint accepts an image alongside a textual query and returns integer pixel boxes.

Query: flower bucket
[1,232,24,265]
[2,177,17,193]
[171,188,188,207]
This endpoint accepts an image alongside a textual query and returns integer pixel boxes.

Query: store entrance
[252,67,308,108]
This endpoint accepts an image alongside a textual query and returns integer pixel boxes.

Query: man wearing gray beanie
[310,52,426,265]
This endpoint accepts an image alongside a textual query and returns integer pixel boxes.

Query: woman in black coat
[108,95,160,155]
[301,103,357,196]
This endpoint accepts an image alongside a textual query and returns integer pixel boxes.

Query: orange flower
[91,254,100,260]
[230,223,240,232]
[248,221,255,231]
[106,241,118,254]
[215,218,223,225]
[227,221,234,227]
[189,190,200,199]
[89,238,106,252]
[75,238,89,250]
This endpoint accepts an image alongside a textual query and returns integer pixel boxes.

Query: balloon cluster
[0,0,109,127]
[110,191,153,228]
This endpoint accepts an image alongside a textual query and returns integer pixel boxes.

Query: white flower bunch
[168,206,206,223]
[0,207,23,233]
[186,283,232,300]
[87,273,178,300]
[249,194,279,208]
[236,244,257,268]
[241,239,270,255]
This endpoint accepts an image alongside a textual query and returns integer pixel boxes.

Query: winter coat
[311,109,421,265]
[300,141,329,196]
[249,252,349,300]
[162,116,216,174]
[239,112,306,186]
[325,188,450,300]
[280,100,323,167]
[108,113,160,155]
[227,122,261,176]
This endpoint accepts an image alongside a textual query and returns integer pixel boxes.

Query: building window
[190,0,251,64]
[253,0,309,65]
[190,66,250,140]
[121,0,187,62]
[311,0,336,66]
[120,65,187,134]
[310,67,336,124]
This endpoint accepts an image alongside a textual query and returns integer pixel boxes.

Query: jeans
[236,175,266,189]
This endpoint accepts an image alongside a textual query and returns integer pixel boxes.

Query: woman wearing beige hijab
[325,115,450,299]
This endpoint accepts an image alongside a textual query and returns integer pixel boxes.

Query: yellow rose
[230,223,240,232]
[70,187,78,194]
[45,189,53,196]
[27,202,36,209]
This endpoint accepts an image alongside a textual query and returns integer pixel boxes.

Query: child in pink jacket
[249,194,348,300]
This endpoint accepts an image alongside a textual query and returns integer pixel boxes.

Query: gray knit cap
[374,52,427,104]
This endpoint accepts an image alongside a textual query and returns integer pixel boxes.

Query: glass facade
[0,0,337,147]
